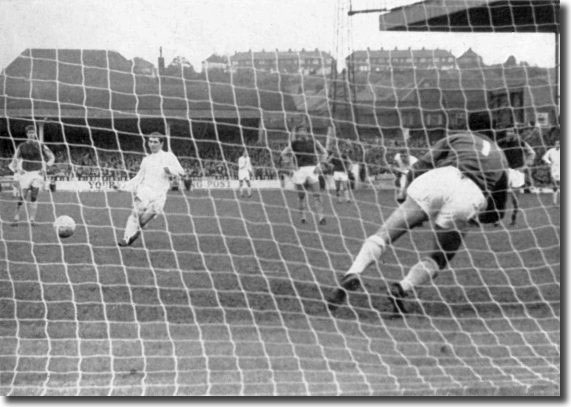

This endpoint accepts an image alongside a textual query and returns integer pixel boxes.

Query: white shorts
[238,170,251,181]
[291,166,319,186]
[333,171,349,182]
[18,171,44,191]
[134,185,167,214]
[508,168,525,189]
[407,166,486,230]
[551,168,560,182]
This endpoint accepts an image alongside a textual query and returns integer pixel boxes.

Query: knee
[429,251,448,270]
[429,244,461,269]
[365,234,387,249]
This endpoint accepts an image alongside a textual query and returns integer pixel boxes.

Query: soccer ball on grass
[54,215,76,238]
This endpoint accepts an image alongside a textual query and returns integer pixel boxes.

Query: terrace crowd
[0,125,559,186]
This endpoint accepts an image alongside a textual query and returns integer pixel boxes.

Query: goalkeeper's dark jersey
[291,139,320,167]
[410,132,508,193]
[16,141,47,172]
[408,132,509,224]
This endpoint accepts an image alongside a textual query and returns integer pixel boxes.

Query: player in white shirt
[237,149,253,198]
[392,151,418,200]
[114,132,185,247]
[542,140,560,205]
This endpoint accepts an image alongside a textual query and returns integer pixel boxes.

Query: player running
[9,124,55,226]
[237,149,253,198]
[542,140,560,205]
[114,132,185,247]
[327,132,509,317]
[280,123,328,225]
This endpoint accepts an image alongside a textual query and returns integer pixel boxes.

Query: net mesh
[0,1,560,396]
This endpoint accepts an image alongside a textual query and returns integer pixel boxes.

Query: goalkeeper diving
[327,131,510,316]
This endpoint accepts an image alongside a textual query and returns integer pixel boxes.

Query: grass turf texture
[0,189,560,396]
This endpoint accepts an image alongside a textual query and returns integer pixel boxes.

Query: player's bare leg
[509,190,519,226]
[310,182,326,225]
[119,207,157,247]
[335,180,342,203]
[296,186,307,223]
[246,180,252,198]
[327,197,427,310]
[239,180,248,198]
[28,186,40,225]
[553,181,559,205]
[12,189,26,226]
[342,180,351,202]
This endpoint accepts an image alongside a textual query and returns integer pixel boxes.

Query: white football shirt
[543,147,560,172]
[123,150,184,196]
[238,156,252,172]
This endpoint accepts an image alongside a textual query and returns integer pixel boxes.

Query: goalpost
[0,1,560,397]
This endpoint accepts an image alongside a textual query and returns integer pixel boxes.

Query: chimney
[158,47,165,76]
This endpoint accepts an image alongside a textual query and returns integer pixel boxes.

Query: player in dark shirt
[280,123,328,225]
[326,149,352,203]
[327,132,509,316]
[497,129,536,193]
[9,124,55,225]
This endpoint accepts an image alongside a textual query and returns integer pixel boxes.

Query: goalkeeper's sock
[346,236,386,275]
[123,214,140,242]
[400,258,439,294]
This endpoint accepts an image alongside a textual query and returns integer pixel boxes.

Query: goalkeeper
[327,132,509,316]
[114,132,185,247]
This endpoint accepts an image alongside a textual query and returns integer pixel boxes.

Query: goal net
[0,2,559,397]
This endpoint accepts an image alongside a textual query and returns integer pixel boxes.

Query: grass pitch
[0,188,560,396]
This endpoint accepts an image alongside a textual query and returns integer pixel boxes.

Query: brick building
[346,47,456,72]
[223,49,334,76]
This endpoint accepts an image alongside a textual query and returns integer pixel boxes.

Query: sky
[0,0,563,71]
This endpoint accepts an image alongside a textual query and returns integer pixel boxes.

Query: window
[536,112,549,127]
[450,111,466,128]
[426,113,443,126]
[402,112,415,126]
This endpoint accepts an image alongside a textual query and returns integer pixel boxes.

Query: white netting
[0,1,560,397]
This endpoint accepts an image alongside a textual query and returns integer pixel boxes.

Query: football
[54,215,76,238]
